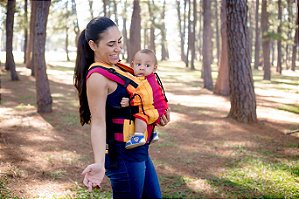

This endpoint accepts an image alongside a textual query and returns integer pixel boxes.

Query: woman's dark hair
[74,17,117,126]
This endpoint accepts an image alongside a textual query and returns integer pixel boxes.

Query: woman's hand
[159,108,170,126]
[82,163,105,192]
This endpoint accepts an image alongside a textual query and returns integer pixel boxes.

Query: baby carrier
[87,62,167,146]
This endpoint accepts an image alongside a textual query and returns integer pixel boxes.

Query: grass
[71,188,111,199]
[0,177,19,199]
[159,175,192,198]
[209,156,299,198]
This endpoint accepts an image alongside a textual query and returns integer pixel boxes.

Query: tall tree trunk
[26,0,36,76]
[198,2,202,63]
[261,0,271,80]
[285,0,293,69]
[71,0,80,44]
[5,0,19,81]
[103,0,108,16]
[149,26,155,52]
[121,0,128,60]
[186,0,191,67]
[127,0,141,62]
[214,0,229,96]
[65,0,70,61]
[226,0,257,123]
[202,0,213,90]
[88,0,94,19]
[177,0,186,62]
[183,0,188,63]
[147,1,156,52]
[65,27,70,61]
[190,0,197,70]
[215,0,220,64]
[248,1,254,67]
[277,0,282,74]
[271,40,275,67]
[23,0,28,64]
[113,0,118,25]
[160,0,169,61]
[291,1,298,71]
[32,0,52,113]
[254,0,260,70]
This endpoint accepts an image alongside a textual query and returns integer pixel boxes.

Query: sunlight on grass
[278,104,299,114]
[15,103,35,111]
[210,157,299,198]
[159,175,192,198]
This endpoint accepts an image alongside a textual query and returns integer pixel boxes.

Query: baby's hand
[120,97,130,107]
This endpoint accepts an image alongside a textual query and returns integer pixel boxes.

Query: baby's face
[132,52,156,77]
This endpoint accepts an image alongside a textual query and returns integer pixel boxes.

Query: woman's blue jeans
[105,155,162,199]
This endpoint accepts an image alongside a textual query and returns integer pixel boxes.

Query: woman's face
[89,26,122,65]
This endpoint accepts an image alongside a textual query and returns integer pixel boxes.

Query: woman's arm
[82,73,108,191]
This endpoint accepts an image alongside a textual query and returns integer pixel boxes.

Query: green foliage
[267,0,297,45]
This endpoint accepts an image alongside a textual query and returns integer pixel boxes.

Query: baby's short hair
[136,49,158,65]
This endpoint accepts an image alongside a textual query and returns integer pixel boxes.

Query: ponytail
[73,17,117,126]
[74,29,94,125]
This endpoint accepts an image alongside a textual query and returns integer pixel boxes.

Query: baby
[121,49,168,149]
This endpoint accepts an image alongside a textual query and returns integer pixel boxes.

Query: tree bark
[5,0,19,81]
[127,0,141,62]
[147,1,157,52]
[261,0,271,80]
[186,0,191,67]
[198,2,202,63]
[190,0,197,70]
[113,0,118,25]
[202,0,213,90]
[103,0,108,16]
[23,0,28,64]
[88,0,94,20]
[226,0,257,123]
[215,0,220,64]
[254,0,260,70]
[277,0,282,74]
[122,0,128,61]
[71,0,80,44]
[214,0,229,96]
[291,1,298,71]
[176,0,186,62]
[147,1,156,52]
[160,0,169,61]
[65,0,70,61]
[26,0,36,76]
[32,0,52,113]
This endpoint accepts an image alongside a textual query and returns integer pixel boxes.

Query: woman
[74,16,170,198]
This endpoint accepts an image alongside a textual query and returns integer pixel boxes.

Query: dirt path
[0,64,298,198]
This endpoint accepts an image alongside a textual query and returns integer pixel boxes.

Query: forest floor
[0,60,298,198]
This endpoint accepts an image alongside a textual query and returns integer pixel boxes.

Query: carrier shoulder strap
[87,62,138,89]
[154,72,168,102]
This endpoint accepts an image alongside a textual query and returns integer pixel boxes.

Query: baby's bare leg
[135,118,147,134]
